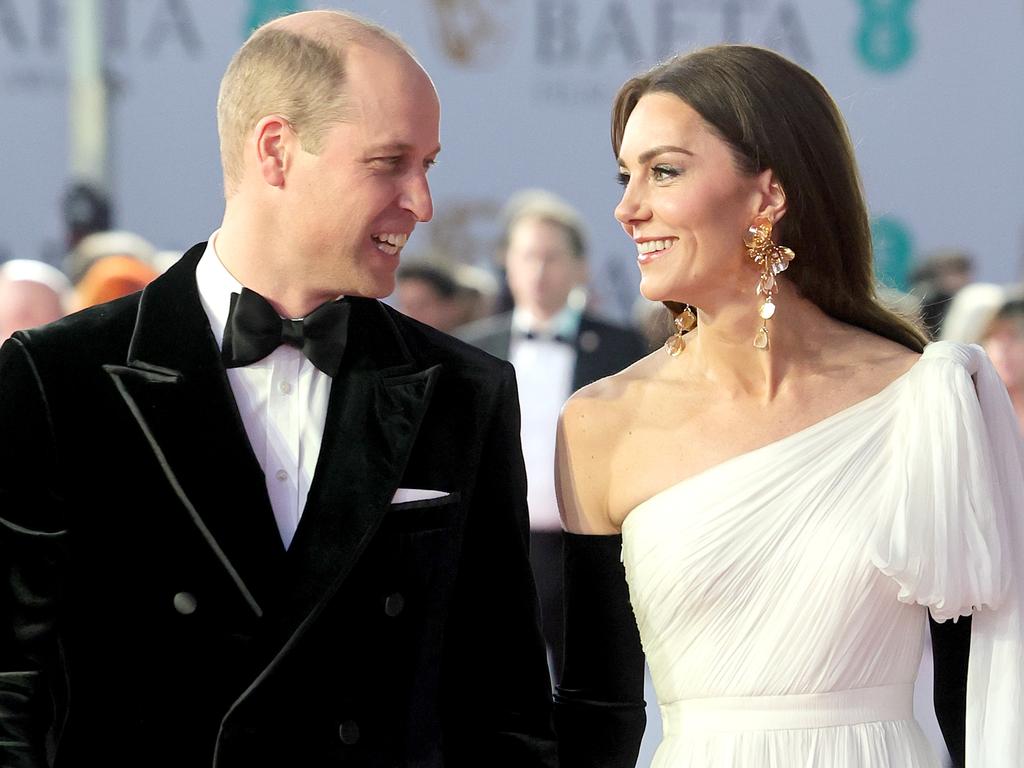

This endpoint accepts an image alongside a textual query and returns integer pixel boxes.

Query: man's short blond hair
[216,10,410,196]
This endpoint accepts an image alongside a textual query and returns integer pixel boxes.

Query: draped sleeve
[870,340,1024,765]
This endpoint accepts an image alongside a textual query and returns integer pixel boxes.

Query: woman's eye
[652,165,680,182]
[616,171,630,187]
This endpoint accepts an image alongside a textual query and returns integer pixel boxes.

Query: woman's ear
[754,168,788,224]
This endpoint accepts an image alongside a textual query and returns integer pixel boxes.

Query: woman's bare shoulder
[557,351,663,534]
[827,325,922,389]
[561,350,665,441]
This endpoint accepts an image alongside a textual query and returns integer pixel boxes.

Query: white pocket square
[391,488,450,504]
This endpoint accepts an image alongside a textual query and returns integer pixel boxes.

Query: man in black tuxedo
[0,10,555,768]
[457,191,647,678]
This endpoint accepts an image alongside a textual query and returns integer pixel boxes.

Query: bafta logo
[429,0,516,67]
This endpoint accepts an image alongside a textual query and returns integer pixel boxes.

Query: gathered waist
[660,683,914,734]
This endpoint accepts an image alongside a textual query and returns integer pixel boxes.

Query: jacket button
[173,592,197,615]
[384,592,405,617]
[338,719,360,745]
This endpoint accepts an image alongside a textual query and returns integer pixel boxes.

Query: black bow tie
[221,288,351,376]
[518,329,572,345]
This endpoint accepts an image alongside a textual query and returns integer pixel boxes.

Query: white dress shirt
[509,306,580,532]
[195,233,332,549]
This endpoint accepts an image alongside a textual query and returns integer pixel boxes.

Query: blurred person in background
[64,229,162,309]
[452,262,499,325]
[71,253,160,310]
[938,282,1008,345]
[982,296,1024,434]
[0,260,70,340]
[396,260,499,332]
[396,261,458,329]
[909,249,975,339]
[458,188,647,680]
[63,229,158,285]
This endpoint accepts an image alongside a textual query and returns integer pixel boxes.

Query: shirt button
[279,381,292,395]
[275,469,288,482]
[384,592,405,617]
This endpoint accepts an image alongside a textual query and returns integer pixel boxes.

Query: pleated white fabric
[621,341,1024,767]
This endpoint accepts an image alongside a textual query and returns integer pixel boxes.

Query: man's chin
[344,274,396,300]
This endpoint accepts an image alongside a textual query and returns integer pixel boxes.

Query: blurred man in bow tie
[0,10,555,768]
[458,190,647,680]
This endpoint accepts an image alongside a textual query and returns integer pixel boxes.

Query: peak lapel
[104,245,284,616]
[269,300,441,639]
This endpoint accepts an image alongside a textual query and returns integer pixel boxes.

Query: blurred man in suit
[0,11,555,767]
[458,190,647,678]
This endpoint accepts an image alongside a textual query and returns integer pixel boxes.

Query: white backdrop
[6,0,1024,322]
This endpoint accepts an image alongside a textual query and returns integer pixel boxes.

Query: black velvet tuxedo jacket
[455,312,648,394]
[0,244,557,768]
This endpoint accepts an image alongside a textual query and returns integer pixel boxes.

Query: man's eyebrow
[617,145,694,167]
[366,143,442,157]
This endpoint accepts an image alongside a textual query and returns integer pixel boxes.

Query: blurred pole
[68,0,108,192]
[65,0,111,253]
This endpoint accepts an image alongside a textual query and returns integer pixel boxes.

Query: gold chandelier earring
[743,216,795,349]
[665,304,697,357]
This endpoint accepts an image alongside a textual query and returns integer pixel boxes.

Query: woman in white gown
[553,45,1024,767]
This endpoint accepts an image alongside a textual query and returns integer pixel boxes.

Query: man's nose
[401,172,433,222]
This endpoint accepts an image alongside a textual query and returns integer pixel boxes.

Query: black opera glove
[930,614,970,768]
[554,532,646,768]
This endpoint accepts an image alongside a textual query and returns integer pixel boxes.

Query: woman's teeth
[637,238,675,255]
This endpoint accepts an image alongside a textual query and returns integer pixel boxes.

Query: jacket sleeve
[554,532,646,768]
[0,336,67,768]
[440,362,558,767]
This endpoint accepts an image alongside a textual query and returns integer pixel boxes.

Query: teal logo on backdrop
[246,0,303,36]
[871,215,913,291]
[855,0,915,73]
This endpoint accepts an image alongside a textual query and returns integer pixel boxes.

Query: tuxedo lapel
[217,302,442,746]
[104,245,284,617]
[271,298,441,637]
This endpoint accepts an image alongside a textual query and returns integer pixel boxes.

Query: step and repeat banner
[5,1,1024,320]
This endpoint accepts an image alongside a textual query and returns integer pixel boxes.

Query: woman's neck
[683,286,837,402]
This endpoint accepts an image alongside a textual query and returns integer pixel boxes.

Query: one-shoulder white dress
[621,342,1024,767]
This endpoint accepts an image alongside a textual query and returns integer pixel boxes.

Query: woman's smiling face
[614,92,772,308]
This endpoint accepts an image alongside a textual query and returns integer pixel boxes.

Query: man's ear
[753,168,788,224]
[253,115,294,188]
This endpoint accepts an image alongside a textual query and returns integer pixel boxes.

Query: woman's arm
[552,398,646,768]
[930,614,970,768]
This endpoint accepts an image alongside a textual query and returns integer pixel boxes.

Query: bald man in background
[0,260,69,341]
[0,11,555,768]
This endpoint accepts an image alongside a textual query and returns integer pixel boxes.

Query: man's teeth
[372,232,409,253]
[637,239,675,255]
